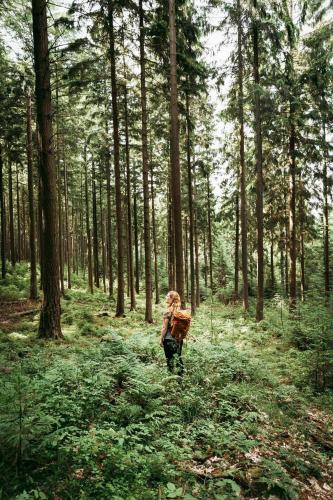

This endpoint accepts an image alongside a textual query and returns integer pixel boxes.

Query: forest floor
[1,267,333,499]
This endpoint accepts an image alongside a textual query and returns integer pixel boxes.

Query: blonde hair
[167,290,181,316]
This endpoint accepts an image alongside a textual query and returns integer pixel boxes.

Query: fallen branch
[8,309,40,319]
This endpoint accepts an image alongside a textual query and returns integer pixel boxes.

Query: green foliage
[288,304,333,391]
[0,287,332,498]
[0,263,31,297]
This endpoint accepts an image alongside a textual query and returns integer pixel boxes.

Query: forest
[0,0,333,498]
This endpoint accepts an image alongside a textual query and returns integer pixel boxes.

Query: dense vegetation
[0,265,333,499]
[0,0,332,498]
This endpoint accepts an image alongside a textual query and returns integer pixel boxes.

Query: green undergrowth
[0,278,333,499]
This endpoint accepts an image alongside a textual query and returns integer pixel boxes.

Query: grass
[0,271,333,499]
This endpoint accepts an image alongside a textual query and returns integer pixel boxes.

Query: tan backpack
[171,310,192,341]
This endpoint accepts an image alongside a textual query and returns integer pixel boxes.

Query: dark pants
[163,338,184,376]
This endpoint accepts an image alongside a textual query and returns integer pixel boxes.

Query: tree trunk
[63,152,71,289]
[107,0,124,316]
[16,166,21,262]
[0,144,6,278]
[193,165,200,307]
[169,0,185,306]
[92,161,99,288]
[139,0,153,322]
[203,232,208,288]
[323,122,330,297]
[300,229,305,303]
[26,91,38,300]
[234,191,239,299]
[105,117,113,298]
[167,179,175,290]
[184,216,189,301]
[237,0,249,311]
[133,178,140,294]
[300,178,305,302]
[99,170,106,293]
[84,148,93,294]
[56,77,64,295]
[31,0,62,338]
[207,174,213,291]
[270,230,275,293]
[79,173,85,276]
[37,133,44,291]
[284,188,289,296]
[8,161,15,267]
[288,97,297,310]
[252,0,264,321]
[150,161,160,304]
[280,233,284,292]
[22,188,26,260]
[185,89,196,314]
[122,36,136,310]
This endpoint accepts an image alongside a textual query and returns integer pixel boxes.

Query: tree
[237,0,249,312]
[107,0,125,316]
[252,0,264,321]
[0,143,6,279]
[139,0,153,322]
[31,0,62,338]
[26,89,37,300]
[168,0,185,305]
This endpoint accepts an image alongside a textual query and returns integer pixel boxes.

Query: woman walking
[160,290,184,376]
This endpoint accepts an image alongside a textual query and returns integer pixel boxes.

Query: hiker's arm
[160,317,169,346]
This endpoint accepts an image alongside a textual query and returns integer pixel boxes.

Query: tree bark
[79,173,85,276]
[22,187,27,260]
[31,0,62,338]
[26,91,38,300]
[133,177,140,294]
[203,232,208,288]
[234,191,239,299]
[55,76,64,295]
[36,132,44,290]
[63,151,71,289]
[105,112,113,298]
[270,229,275,293]
[185,89,196,314]
[323,123,330,297]
[16,166,21,261]
[84,148,93,294]
[207,173,213,291]
[284,187,289,296]
[280,233,284,292]
[107,0,125,316]
[99,170,106,293]
[169,0,185,306]
[184,216,189,301]
[150,161,160,304]
[237,0,249,311]
[92,161,99,288]
[288,101,297,310]
[0,144,6,278]
[193,164,200,307]
[300,228,305,303]
[122,33,136,311]
[252,0,264,321]
[167,178,175,290]
[8,161,15,267]
[139,0,153,322]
